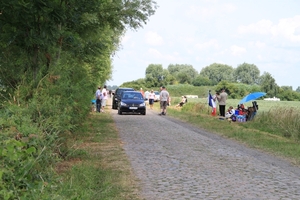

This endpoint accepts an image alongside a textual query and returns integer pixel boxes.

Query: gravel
[112,108,300,200]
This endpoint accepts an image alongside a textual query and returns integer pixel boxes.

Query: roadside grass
[55,110,141,200]
[154,98,300,166]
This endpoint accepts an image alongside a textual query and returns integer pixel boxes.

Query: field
[186,98,300,113]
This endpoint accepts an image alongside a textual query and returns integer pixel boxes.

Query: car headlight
[120,102,127,106]
[139,102,146,106]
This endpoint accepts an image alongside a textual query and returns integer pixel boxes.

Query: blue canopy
[239,92,266,104]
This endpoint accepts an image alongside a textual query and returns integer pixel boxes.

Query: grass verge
[55,111,141,200]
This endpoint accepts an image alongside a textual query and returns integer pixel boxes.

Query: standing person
[144,90,150,100]
[140,88,145,99]
[218,88,228,117]
[95,86,102,113]
[148,90,155,109]
[213,92,220,115]
[159,86,169,116]
[101,85,108,113]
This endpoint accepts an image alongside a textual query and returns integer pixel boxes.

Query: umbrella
[239,92,266,104]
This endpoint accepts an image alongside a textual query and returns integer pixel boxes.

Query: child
[225,106,235,119]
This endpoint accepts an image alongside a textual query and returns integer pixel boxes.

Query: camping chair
[247,101,258,121]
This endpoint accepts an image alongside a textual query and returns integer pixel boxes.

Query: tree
[167,64,198,84]
[0,0,157,98]
[200,63,234,84]
[192,75,214,86]
[145,64,169,87]
[234,63,260,84]
[259,72,279,97]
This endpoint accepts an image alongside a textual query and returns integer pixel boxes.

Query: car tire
[142,112,146,115]
[112,101,117,109]
[118,109,122,115]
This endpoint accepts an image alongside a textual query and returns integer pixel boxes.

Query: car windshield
[154,91,160,95]
[122,93,143,100]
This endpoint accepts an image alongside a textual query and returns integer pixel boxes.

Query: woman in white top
[148,90,156,109]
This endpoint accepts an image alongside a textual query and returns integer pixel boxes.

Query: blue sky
[107,0,300,90]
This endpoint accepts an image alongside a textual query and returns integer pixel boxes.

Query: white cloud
[195,39,220,50]
[238,19,273,35]
[145,31,164,46]
[275,16,300,42]
[248,41,266,49]
[230,45,247,56]
[147,48,162,58]
[185,3,236,20]
[237,15,300,42]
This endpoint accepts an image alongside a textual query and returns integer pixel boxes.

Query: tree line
[0,0,157,198]
[120,63,300,101]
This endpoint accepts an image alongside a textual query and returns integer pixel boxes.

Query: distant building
[264,97,280,101]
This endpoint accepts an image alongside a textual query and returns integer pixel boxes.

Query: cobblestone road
[112,109,300,200]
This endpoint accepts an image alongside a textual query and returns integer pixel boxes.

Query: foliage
[144,64,169,87]
[192,75,214,86]
[167,64,198,84]
[0,0,157,198]
[259,72,279,97]
[200,63,235,84]
[166,84,212,98]
[234,63,260,84]
[252,107,300,140]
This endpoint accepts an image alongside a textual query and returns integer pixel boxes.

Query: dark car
[112,87,134,109]
[118,91,146,115]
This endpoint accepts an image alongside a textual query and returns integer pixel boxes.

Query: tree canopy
[234,63,260,85]
[200,63,235,84]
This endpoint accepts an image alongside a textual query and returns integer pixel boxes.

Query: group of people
[212,88,259,121]
[140,87,171,114]
[96,85,171,116]
[213,88,228,117]
[95,85,108,113]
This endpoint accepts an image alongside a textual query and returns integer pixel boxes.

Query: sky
[106,0,300,90]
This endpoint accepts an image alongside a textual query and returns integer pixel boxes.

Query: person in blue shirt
[95,86,102,113]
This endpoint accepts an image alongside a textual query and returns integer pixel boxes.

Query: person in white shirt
[225,106,235,119]
[148,90,156,109]
[101,85,108,112]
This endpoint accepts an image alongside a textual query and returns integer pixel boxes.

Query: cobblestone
[112,110,300,200]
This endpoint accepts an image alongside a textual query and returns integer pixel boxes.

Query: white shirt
[102,88,108,100]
